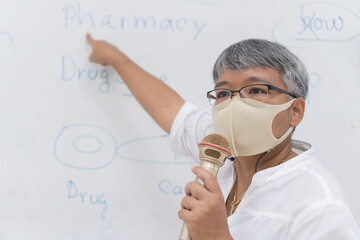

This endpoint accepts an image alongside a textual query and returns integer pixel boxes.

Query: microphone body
[179,134,231,240]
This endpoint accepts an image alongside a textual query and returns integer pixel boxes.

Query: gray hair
[212,39,309,100]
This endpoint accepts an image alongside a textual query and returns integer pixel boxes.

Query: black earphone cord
[228,150,270,173]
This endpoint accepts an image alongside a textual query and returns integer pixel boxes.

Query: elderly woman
[86,34,360,239]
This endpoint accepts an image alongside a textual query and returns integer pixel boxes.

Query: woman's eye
[216,91,230,98]
[248,87,267,95]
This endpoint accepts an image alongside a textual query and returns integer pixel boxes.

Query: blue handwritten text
[158,179,183,195]
[67,180,109,221]
[62,3,206,40]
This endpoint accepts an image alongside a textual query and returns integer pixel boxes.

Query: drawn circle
[54,124,117,170]
[72,135,103,154]
[117,135,192,164]
[272,1,360,47]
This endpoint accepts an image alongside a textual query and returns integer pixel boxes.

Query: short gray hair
[212,39,309,99]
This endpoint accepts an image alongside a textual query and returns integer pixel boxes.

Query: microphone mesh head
[201,134,230,152]
[205,149,221,159]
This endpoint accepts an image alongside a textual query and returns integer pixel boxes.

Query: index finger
[86,33,94,45]
[191,166,221,194]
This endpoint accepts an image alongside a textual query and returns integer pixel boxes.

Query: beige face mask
[212,96,295,157]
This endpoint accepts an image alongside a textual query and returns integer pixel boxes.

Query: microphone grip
[179,222,190,240]
[179,160,221,240]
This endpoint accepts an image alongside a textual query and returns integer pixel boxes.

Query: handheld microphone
[179,134,231,240]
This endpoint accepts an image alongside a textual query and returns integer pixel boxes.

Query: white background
[1,0,360,239]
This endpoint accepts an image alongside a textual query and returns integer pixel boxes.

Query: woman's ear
[290,98,305,127]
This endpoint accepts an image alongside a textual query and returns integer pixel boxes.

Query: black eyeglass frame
[207,84,299,103]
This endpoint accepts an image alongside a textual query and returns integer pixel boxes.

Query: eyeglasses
[207,84,298,106]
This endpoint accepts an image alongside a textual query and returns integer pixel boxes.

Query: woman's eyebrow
[215,81,229,88]
[215,77,271,88]
[242,76,272,85]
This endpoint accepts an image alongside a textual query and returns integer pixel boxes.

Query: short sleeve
[169,101,213,162]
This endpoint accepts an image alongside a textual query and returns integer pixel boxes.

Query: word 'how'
[298,5,344,41]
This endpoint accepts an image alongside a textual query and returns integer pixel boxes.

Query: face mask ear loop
[275,126,294,145]
[230,98,238,156]
[270,100,296,150]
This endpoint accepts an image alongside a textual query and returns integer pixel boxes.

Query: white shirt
[170,102,360,240]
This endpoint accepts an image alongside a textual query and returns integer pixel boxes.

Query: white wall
[1,0,359,239]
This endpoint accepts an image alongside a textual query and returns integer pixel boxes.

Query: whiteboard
[1,0,360,239]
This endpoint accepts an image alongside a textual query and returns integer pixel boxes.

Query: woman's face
[215,67,293,139]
